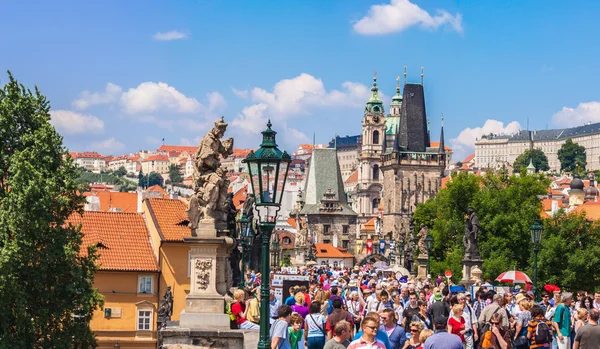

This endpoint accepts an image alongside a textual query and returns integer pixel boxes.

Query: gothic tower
[355,73,386,224]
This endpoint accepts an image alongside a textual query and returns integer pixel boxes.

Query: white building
[70,152,106,172]
[475,123,600,172]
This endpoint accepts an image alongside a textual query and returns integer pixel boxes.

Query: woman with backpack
[527,305,552,348]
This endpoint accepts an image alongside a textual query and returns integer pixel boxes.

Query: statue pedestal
[416,256,428,279]
[460,258,483,289]
[179,222,234,330]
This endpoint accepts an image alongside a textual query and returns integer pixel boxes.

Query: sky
[1,0,600,161]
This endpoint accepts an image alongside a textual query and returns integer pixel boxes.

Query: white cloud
[552,102,600,127]
[178,118,210,132]
[120,82,202,114]
[232,88,249,99]
[152,31,188,41]
[49,110,104,134]
[180,137,201,146]
[232,103,269,133]
[139,115,174,130]
[450,119,521,160]
[207,91,227,111]
[353,0,463,35]
[91,137,125,153]
[72,83,122,110]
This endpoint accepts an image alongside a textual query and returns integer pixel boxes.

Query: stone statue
[375,217,382,237]
[243,193,255,222]
[225,192,238,233]
[463,207,481,260]
[157,286,173,330]
[417,224,428,257]
[187,117,234,234]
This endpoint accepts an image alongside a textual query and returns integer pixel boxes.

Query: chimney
[137,190,144,213]
[551,200,559,215]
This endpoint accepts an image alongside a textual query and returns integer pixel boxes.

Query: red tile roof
[541,198,565,211]
[345,169,359,184]
[86,191,139,213]
[72,151,105,159]
[146,198,191,241]
[67,211,158,272]
[572,201,600,221]
[232,186,248,210]
[430,141,452,151]
[362,217,376,231]
[287,218,297,229]
[314,243,354,258]
[142,154,169,162]
[462,153,475,163]
[232,149,252,158]
[157,145,197,154]
[147,185,167,196]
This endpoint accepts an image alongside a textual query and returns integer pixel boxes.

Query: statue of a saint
[187,117,234,233]
[463,207,481,260]
[417,224,428,257]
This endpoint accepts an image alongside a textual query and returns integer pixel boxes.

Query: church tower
[355,72,386,225]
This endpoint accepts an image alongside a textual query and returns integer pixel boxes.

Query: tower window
[373,164,380,180]
[373,130,380,145]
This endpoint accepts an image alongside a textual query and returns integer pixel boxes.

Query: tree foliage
[513,149,550,172]
[414,170,549,282]
[0,72,103,347]
[168,164,184,184]
[139,172,164,188]
[115,166,127,177]
[558,138,587,173]
[537,211,600,292]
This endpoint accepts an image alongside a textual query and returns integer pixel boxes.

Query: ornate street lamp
[242,120,291,349]
[425,234,434,276]
[530,217,543,301]
[237,213,251,288]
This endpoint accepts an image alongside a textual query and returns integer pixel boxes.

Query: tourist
[305,301,327,349]
[352,312,392,349]
[580,297,593,312]
[513,298,531,349]
[447,303,466,344]
[540,292,552,314]
[479,313,512,349]
[411,300,432,330]
[402,321,425,349]
[574,308,588,335]
[429,292,450,328]
[247,288,261,325]
[347,291,366,333]
[391,291,405,327]
[231,289,260,330]
[271,291,281,323]
[380,308,406,349]
[423,316,463,349]
[347,316,387,349]
[326,299,354,340]
[289,313,306,349]
[286,287,299,306]
[271,305,293,349]
[527,304,553,349]
[324,321,352,349]
[292,293,310,319]
[573,308,600,349]
[402,293,420,328]
[553,292,573,349]
[479,294,509,329]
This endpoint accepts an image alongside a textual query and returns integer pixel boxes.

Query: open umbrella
[495,270,532,284]
[305,261,317,267]
[544,284,561,293]
[450,285,467,293]
[373,261,388,269]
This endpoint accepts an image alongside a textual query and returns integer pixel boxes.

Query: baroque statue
[463,207,481,260]
[417,224,428,257]
[187,117,234,234]
[157,285,173,330]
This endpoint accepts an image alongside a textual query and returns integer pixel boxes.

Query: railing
[382,151,446,166]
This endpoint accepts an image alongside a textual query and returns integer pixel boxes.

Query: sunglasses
[365,325,378,330]
[491,322,500,325]
[380,317,388,321]
[410,329,419,333]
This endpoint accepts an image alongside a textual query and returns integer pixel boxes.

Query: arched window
[373,130,380,145]
[282,237,291,245]
[372,197,380,210]
[373,164,380,180]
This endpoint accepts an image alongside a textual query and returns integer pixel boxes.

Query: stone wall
[161,328,259,349]
[308,214,357,252]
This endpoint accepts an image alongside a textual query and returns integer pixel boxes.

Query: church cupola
[389,76,403,116]
[365,71,384,116]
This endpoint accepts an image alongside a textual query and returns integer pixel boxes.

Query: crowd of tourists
[229,266,600,349]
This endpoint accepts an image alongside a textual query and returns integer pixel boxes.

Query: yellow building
[143,197,192,321]
[69,211,159,349]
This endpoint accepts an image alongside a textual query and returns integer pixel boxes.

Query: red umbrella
[495,270,532,284]
[544,284,561,293]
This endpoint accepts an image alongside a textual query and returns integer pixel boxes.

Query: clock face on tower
[373,115,380,123]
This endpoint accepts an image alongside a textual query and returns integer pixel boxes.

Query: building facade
[475,123,600,172]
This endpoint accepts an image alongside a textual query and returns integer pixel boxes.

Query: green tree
[558,138,587,173]
[0,72,103,347]
[513,149,550,172]
[538,211,600,292]
[138,169,145,188]
[168,164,184,184]
[414,170,549,281]
[147,172,164,187]
[115,166,127,177]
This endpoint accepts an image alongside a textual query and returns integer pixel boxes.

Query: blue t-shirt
[285,295,296,306]
[424,331,463,349]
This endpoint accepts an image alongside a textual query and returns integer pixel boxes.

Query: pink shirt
[347,337,387,349]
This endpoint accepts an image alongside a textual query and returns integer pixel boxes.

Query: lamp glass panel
[260,161,278,204]
[276,160,289,205]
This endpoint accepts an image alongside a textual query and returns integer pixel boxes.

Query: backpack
[534,321,551,344]
[225,301,236,321]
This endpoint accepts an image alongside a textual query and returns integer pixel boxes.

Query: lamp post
[425,234,433,276]
[237,213,251,289]
[530,217,543,301]
[242,120,291,349]
[398,241,405,267]
[271,232,281,267]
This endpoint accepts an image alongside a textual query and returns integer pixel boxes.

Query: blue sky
[1,0,600,160]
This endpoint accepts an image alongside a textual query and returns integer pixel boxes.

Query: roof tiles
[67,211,158,272]
[146,198,191,241]
[314,243,354,258]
